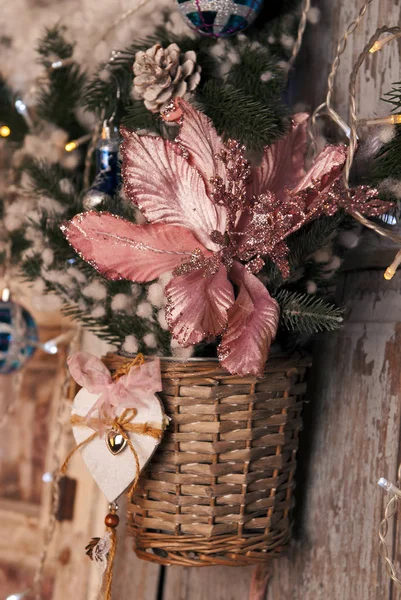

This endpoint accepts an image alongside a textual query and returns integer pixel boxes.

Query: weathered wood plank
[109,494,160,600]
[263,271,401,599]
[163,565,255,600]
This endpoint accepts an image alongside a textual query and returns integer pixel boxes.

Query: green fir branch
[228,46,286,102]
[198,80,286,151]
[35,26,86,135]
[24,160,80,207]
[122,99,162,134]
[287,214,344,269]
[36,25,75,62]
[275,289,344,333]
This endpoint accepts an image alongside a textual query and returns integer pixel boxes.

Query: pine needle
[275,289,344,333]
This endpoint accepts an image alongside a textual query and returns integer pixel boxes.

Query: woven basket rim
[104,350,312,380]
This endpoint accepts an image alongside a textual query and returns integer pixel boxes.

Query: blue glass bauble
[83,128,120,210]
[0,301,38,374]
[176,0,264,37]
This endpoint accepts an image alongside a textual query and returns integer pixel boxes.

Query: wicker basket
[103,352,311,567]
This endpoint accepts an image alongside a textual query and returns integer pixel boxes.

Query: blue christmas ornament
[0,300,38,374]
[176,0,263,37]
[83,123,120,210]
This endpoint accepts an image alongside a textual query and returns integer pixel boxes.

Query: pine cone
[133,43,201,113]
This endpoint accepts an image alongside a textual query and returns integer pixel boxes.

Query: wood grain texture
[298,0,401,121]
[112,495,161,600]
[163,564,255,600]
[262,271,401,599]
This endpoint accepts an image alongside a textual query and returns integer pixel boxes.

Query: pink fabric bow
[68,352,162,433]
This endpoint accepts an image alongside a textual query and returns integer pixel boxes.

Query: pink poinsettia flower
[62,99,388,376]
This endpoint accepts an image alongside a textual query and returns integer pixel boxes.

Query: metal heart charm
[106,430,127,455]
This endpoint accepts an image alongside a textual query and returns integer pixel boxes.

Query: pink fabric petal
[165,265,235,346]
[62,212,207,282]
[249,113,309,199]
[174,99,225,182]
[68,352,112,392]
[218,262,279,376]
[121,128,223,249]
[294,144,347,195]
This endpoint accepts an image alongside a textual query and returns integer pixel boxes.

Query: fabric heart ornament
[68,353,165,503]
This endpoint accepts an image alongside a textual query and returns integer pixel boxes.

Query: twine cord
[308,0,374,157]
[112,353,145,380]
[378,464,401,590]
[104,526,117,600]
[344,25,401,191]
[288,0,311,71]
[308,0,401,278]
[95,0,151,47]
[343,25,401,280]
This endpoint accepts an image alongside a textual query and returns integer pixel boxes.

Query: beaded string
[103,503,119,600]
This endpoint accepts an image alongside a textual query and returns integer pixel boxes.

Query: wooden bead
[105,513,120,528]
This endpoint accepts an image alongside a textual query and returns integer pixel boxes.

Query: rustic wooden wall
[2,1,401,599]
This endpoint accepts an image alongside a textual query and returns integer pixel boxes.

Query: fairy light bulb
[64,133,92,152]
[0,125,11,137]
[65,141,77,152]
[361,114,401,127]
[14,98,33,129]
[384,249,401,281]
[384,267,395,281]
[43,340,58,354]
[378,477,401,498]
[2,287,10,302]
[369,33,401,53]
[6,592,29,600]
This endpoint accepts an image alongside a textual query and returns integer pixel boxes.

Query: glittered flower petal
[294,144,347,195]
[218,262,279,376]
[250,113,309,199]
[165,265,234,346]
[62,212,205,282]
[173,98,225,180]
[121,129,222,249]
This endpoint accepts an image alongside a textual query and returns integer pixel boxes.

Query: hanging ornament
[176,0,264,37]
[0,298,38,374]
[82,122,120,210]
[66,352,166,502]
